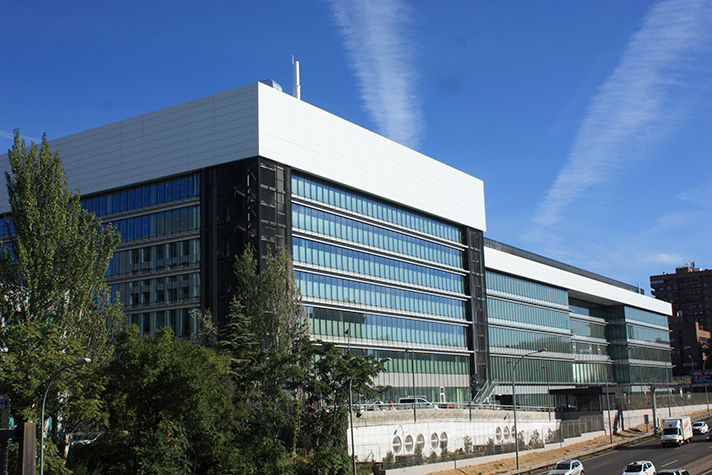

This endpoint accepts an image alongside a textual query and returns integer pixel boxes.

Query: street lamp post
[40,358,91,475]
[666,364,672,417]
[542,365,551,421]
[512,348,546,471]
[605,379,613,444]
[704,356,710,413]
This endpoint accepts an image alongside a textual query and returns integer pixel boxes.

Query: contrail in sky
[329,0,424,150]
[534,0,712,226]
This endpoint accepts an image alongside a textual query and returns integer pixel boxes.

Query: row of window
[293,237,464,294]
[569,318,606,340]
[609,344,672,363]
[107,239,199,278]
[82,173,200,217]
[111,273,201,309]
[377,349,469,376]
[622,307,669,328]
[127,307,199,337]
[490,355,573,384]
[292,174,461,243]
[606,324,668,345]
[487,297,570,330]
[615,365,671,384]
[489,326,572,354]
[293,204,462,268]
[573,362,611,384]
[108,205,200,243]
[486,271,568,307]
[296,271,466,319]
[572,341,608,356]
[305,306,467,348]
[378,386,470,407]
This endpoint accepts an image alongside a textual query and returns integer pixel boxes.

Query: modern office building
[0,81,672,408]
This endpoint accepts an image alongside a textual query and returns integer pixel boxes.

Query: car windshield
[626,465,643,472]
[555,462,571,469]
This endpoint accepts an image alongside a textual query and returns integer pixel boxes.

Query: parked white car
[622,460,656,475]
[547,459,584,475]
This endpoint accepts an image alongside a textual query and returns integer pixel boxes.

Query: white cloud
[534,0,712,226]
[329,0,424,149]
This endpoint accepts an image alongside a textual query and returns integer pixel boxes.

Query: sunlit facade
[0,81,671,408]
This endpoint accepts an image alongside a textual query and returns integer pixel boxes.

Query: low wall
[382,431,604,475]
[350,407,559,463]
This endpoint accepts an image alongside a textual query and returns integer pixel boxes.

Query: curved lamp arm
[40,357,91,475]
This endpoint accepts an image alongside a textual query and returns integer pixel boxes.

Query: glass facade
[292,174,472,403]
[88,172,202,338]
[486,271,568,307]
[292,174,461,243]
[487,297,569,329]
[293,237,464,293]
[570,318,606,339]
[293,204,462,268]
[306,306,467,349]
[489,326,572,354]
[82,173,200,217]
[296,271,465,319]
[487,271,574,407]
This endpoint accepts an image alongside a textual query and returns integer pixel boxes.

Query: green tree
[221,246,312,474]
[299,342,389,475]
[67,326,238,475]
[0,130,122,463]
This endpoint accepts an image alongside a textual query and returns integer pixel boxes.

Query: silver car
[548,460,584,475]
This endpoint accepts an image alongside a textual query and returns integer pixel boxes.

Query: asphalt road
[554,433,712,475]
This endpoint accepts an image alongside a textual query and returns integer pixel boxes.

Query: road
[550,432,712,475]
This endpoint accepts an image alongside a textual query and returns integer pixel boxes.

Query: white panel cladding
[0,82,485,231]
[0,84,260,213]
[484,247,671,315]
[256,83,486,232]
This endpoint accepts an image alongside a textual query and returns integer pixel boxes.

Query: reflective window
[486,271,568,307]
[625,325,669,345]
[487,297,569,329]
[489,326,572,354]
[573,362,610,384]
[624,307,668,328]
[126,307,198,337]
[297,271,466,319]
[107,206,200,243]
[292,174,461,243]
[293,204,462,268]
[111,272,200,309]
[81,172,200,217]
[106,238,200,278]
[569,318,606,339]
[293,237,464,293]
[490,355,574,384]
[306,306,467,348]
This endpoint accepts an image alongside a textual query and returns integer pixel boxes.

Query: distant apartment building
[650,264,712,328]
[650,264,711,378]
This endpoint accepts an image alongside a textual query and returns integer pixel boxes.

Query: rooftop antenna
[292,56,301,100]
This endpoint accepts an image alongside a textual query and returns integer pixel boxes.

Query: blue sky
[1,0,710,292]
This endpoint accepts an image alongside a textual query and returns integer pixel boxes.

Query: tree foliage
[0,130,122,461]
[220,246,312,474]
[221,246,390,475]
[67,326,239,475]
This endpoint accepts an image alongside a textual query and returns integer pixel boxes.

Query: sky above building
[1,0,710,293]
